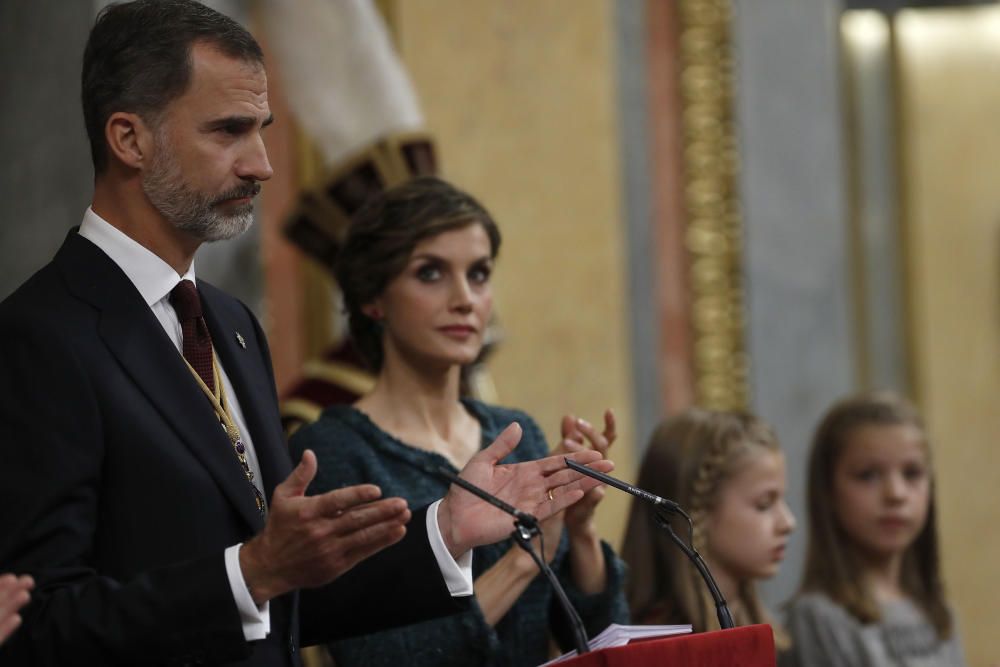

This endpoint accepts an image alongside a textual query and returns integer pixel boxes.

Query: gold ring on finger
[547,488,555,501]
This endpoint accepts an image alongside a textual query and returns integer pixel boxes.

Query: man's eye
[217,122,250,135]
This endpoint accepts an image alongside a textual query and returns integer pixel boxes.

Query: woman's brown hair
[335,176,501,371]
[621,409,789,647]
[797,391,952,637]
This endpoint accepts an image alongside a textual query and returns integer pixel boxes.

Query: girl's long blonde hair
[621,409,789,648]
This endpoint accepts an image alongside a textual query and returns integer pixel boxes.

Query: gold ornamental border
[677,0,749,411]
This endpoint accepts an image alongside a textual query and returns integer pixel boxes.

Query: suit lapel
[199,286,292,501]
[57,233,265,533]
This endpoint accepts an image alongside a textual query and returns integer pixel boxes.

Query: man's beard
[141,139,260,243]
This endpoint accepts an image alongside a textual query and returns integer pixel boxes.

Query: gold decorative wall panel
[677,0,749,411]
[895,7,1000,665]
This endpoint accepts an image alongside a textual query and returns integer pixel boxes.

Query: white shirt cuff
[426,499,474,596]
[225,544,271,640]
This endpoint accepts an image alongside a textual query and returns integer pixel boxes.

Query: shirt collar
[78,207,196,306]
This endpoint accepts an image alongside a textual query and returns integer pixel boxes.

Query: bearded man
[0,2,610,665]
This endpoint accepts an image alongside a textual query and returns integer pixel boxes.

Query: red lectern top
[553,624,776,667]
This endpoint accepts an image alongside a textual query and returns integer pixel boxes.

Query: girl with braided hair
[621,409,795,648]
[782,392,966,667]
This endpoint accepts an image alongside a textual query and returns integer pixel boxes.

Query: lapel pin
[235,331,246,349]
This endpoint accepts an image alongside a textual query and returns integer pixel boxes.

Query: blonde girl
[621,409,795,647]
[783,392,965,667]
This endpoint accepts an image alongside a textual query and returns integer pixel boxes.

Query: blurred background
[2,0,999,664]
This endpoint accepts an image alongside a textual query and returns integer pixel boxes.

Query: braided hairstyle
[621,409,789,647]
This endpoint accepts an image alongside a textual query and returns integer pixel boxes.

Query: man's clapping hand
[0,573,33,645]
[239,450,411,605]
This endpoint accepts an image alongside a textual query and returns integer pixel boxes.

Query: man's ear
[105,111,156,170]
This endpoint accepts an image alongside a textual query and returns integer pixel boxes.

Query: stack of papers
[539,623,692,665]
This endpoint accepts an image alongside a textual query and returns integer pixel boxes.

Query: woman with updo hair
[289,176,627,667]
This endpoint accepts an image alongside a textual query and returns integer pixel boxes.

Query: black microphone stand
[652,508,735,630]
[434,466,590,655]
[564,459,734,630]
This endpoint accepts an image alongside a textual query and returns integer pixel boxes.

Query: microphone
[431,465,590,655]
[564,458,735,631]
[564,459,681,512]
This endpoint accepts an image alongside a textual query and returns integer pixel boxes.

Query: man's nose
[237,134,273,182]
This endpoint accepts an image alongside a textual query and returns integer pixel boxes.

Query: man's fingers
[311,484,387,519]
[0,613,22,644]
[475,422,522,465]
[0,575,31,614]
[0,574,18,592]
[328,498,410,537]
[339,521,409,568]
[0,584,30,617]
[276,449,319,500]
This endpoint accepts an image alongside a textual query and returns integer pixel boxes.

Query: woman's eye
[903,465,927,482]
[469,266,491,284]
[416,265,441,282]
[855,468,879,482]
[755,492,778,511]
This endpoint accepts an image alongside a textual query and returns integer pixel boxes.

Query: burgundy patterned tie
[170,280,215,393]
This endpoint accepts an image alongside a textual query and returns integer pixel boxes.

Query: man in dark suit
[0,2,611,665]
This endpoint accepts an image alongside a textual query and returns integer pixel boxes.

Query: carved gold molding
[677,0,749,411]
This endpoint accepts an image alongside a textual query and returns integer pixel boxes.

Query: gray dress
[782,592,966,667]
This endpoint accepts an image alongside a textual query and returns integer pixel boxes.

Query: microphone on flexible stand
[564,459,735,630]
[432,465,590,655]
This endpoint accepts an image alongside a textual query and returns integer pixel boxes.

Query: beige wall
[394,0,637,544]
[897,7,1000,665]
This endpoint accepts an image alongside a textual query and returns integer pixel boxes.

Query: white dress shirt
[78,208,472,642]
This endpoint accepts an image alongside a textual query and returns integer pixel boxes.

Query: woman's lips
[877,516,910,530]
[439,325,476,339]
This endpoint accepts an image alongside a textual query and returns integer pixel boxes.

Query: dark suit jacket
[0,231,462,666]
